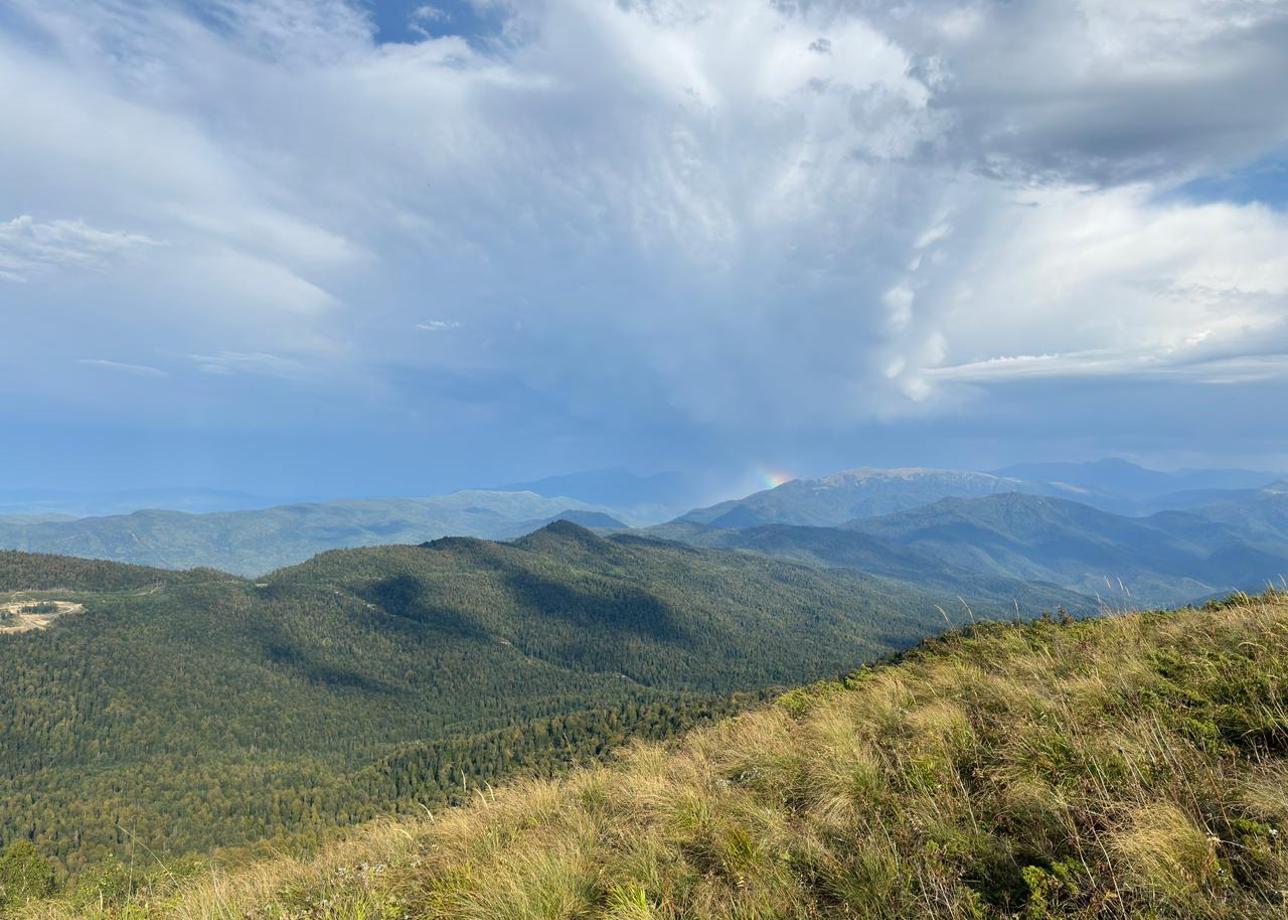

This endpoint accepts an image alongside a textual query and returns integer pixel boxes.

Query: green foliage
[20,602,60,614]
[0,526,957,877]
[38,590,1282,920]
[0,840,55,907]
[0,550,187,592]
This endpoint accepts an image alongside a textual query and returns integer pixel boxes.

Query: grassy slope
[27,591,1288,919]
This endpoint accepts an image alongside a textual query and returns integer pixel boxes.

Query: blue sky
[2,0,1288,499]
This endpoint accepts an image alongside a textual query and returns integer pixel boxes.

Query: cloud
[929,350,1288,385]
[2,0,1287,480]
[76,358,169,378]
[865,0,1288,184]
[190,351,308,379]
[409,4,450,38]
[0,216,158,282]
[897,186,1288,395]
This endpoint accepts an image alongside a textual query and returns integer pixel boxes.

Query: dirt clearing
[0,599,85,634]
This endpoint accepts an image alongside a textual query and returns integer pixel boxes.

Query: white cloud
[0,216,158,282]
[76,358,169,377]
[1,0,1286,450]
[190,351,308,379]
[898,186,1288,393]
[409,4,450,36]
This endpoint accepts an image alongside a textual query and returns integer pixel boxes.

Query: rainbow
[757,467,796,489]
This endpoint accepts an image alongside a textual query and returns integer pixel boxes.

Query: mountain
[27,592,1288,919]
[0,526,975,874]
[1182,480,1288,547]
[995,458,1282,501]
[0,487,278,517]
[677,467,1088,529]
[492,508,631,537]
[654,483,1288,609]
[669,462,1286,532]
[495,468,705,521]
[0,491,622,575]
[644,520,1093,614]
[844,492,1288,607]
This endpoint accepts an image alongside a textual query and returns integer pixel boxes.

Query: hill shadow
[361,574,490,640]
[501,569,688,643]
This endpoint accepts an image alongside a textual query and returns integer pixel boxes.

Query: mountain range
[0,491,622,576]
[654,483,1288,608]
[0,460,1284,607]
[496,468,707,519]
[993,457,1283,500]
[0,487,280,517]
[677,467,1088,527]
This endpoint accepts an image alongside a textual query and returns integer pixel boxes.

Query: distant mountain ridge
[502,509,630,535]
[678,467,1091,528]
[0,487,279,517]
[0,491,617,576]
[653,477,1288,608]
[3,461,1283,588]
[845,491,1288,607]
[673,460,1287,530]
[495,468,705,521]
[994,458,1283,500]
[642,519,1093,613]
[654,484,1288,605]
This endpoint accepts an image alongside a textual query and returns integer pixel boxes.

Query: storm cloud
[2,0,1286,493]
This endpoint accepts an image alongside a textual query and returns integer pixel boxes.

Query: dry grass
[18,592,1288,919]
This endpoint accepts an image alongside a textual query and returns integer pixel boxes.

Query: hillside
[0,491,619,575]
[21,591,1288,918]
[642,520,1094,613]
[1173,480,1288,547]
[845,492,1288,607]
[0,525,973,874]
[649,487,1288,609]
[678,467,1091,529]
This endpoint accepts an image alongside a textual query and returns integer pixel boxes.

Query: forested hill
[0,550,213,592]
[0,491,619,575]
[19,592,1288,919]
[0,523,980,876]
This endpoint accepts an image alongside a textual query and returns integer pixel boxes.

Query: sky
[2,0,1288,499]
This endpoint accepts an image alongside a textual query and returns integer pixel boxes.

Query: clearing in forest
[0,598,85,634]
